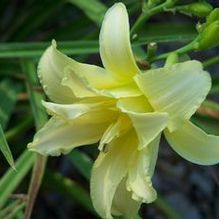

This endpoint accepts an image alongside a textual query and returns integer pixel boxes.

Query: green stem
[131,0,176,36]
[154,196,183,219]
[21,59,48,219]
[209,85,219,95]
[151,40,197,61]
[24,155,47,219]
[203,55,219,68]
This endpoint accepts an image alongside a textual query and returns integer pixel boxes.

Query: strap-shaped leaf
[0,124,14,168]
[0,79,21,130]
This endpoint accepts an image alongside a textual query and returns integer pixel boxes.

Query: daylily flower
[29,3,163,218]
[28,2,219,219]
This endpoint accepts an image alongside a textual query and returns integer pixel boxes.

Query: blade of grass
[21,60,47,129]
[0,124,15,168]
[68,0,107,25]
[203,55,219,68]
[15,210,25,219]
[3,202,25,219]
[0,30,196,59]
[68,149,93,180]
[5,116,33,142]
[43,170,97,215]
[21,59,48,219]
[154,196,183,219]
[0,150,36,208]
[0,200,25,219]
[0,79,21,129]
[10,0,66,41]
[0,200,20,216]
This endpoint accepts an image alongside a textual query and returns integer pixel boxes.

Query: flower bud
[178,2,213,17]
[196,21,219,50]
[206,8,219,26]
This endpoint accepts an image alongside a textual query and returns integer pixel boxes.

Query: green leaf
[0,31,196,58]
[44,170,96,215]
[3,203,25,219]
[21,59,48,218]
[154,196,183,219]
[0,200,25,219]
[137,23,196,45]
[68,149,93,180]
[0,79,21,129]
[68,0,107,25]
[9,0,66,41]
[0,150,35,208]
[21,59,48,129]
[0,124,15,168]
[0,41,99,58]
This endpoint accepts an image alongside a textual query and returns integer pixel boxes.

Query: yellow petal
[164,120,219,165]
[118,97,168,149]
[63,62,121,92]
[42,98,115,121]
[62,68,97,98]
[90,129,137,219]
[62,66,141,100]
[28,111,115,156]
[127,135,159,203]
[40,41,122,100]
[135,61,211,131]
[38,41,76,103]
[111,178,141,217]
[100,3,139,82]
[99,115,132,151]
[117,96,153,112]
[100,82,142,98]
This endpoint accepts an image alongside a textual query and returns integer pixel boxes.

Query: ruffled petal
[42,98,115,121]
[90,129,137,219]
[38,41,76,103]
[99,3,139,82]
[111,178,141,217]
[164,120,219,165]
[39,41,122,101]
[127,135,160,203]
[28,111,116,156]
[135,61,211,131]
[118,97,168,149]
[62,62,121,93]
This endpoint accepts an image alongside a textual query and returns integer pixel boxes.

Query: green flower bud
[206,8,219,26]
[178,2,213,17]
[196,21,219,50]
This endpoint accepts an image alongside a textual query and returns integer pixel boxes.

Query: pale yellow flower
[28,2,219,219]
[29,3,165,218]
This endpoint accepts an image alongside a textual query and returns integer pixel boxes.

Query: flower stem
[151,40,197,62]
[155,195,183,219]
[203,55,219,68]
[21,59,48,219]
[131,0,176,37]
